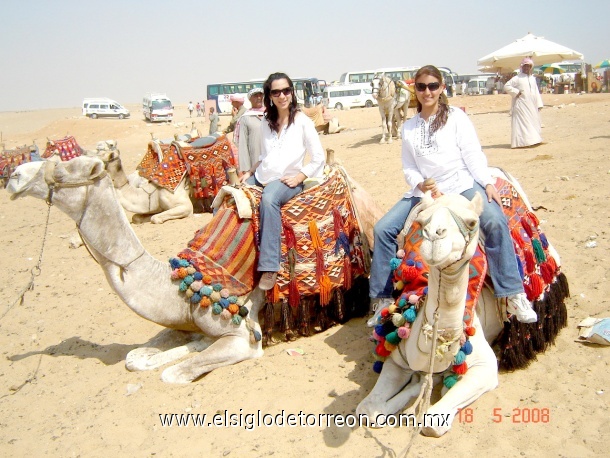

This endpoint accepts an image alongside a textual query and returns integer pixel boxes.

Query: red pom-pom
[375,341,392,357]
[529,273,544,299]
[452,362,468,375]
[527,211,540,227]
[380,308,390,318]
[524,249,536,274]
[401,265,419,283]
[465,326,476,336]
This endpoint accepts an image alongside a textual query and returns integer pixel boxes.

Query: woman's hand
[418,179,439,197]
[281,172,306,188]
[485,184,501,205]
[240,170,252,183]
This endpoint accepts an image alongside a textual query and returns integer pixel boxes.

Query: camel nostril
[436,228,446,237]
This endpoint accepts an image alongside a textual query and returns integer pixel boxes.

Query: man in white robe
[504,57,543,148]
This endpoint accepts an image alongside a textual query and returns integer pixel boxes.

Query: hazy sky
[2,0,609,111]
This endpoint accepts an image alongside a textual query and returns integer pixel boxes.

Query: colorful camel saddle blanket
[169,165,369,310]
[234,165,369,306]
[137,142,187,192]
[386,175,562,331]
[42,136,83,160]
[1,145,41,178]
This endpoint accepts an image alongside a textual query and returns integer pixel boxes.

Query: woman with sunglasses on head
[240,72,326,291]
[368,65,537,323]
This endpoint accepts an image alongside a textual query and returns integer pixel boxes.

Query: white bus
[206,77,324,114]
[143,93,174,122]
[322,83,377,110]
[338,70,377,85]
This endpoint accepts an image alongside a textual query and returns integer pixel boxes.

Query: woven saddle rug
[137,142,187,192]
[42,136,83,160]
[1,145,41,179]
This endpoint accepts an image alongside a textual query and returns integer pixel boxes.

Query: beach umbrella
[538,64,565,74]
[477,33,584,74]
[594,59,610,69]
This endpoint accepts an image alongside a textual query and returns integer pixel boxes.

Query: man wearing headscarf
[235,87,265,175]
[223,94,247,135]
[503,57,543,148]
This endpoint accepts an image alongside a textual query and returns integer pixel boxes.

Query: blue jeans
[369,182,524,299]
[247,176,303,272]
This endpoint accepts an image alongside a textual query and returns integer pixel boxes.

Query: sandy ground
[0,93,609,457]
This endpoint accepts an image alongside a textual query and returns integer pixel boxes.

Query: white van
[143,93,174,122]
[467,77,494,95]
[82,98,130,119]
[322,84,377,110]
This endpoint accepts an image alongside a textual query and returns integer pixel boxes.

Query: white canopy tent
[477,33,584,74]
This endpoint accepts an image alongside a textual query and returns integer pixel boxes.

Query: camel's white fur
[371,73,397,144]
[7,157,263,384]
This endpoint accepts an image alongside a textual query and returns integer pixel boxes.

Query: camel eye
[466,219,478,230]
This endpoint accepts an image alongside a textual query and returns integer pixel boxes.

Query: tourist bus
[206,77,324,114]
[338,66,457,96]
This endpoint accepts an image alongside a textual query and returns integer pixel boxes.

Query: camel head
[8,156,107,208]
[415,192,483,270]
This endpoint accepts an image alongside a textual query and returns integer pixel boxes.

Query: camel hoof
[421,424,450,437]
[161,365,194,384]
[125,348,162,371]
[150,215,165,224]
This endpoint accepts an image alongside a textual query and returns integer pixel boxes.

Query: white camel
[7,156,379,383]
[392,81,412,138]
[371,73,397,144]
[96,140,194,224]
[357,187,568,437]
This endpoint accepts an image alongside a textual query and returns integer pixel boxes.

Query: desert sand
[0,93,608,457]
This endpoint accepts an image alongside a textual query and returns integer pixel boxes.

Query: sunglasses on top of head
[270,87,293,97]
[415,82,441,92]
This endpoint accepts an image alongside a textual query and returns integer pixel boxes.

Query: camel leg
[150,203,193,224]
[356,358,420,425]
[421,327,498,437]
[126,329,210,371]
[160,334,263,384]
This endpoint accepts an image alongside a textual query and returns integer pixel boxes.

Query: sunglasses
[270,87,293,97]
[415,82,441,92]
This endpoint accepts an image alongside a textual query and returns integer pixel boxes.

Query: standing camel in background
[371,73,397,144]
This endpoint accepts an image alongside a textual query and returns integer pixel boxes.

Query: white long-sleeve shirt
[255,112,325,185]
[401,106,494,198]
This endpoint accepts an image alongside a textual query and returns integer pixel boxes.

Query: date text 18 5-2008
[457,407,550,424]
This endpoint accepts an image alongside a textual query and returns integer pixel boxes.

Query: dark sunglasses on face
[415,82,441,92]
[270,87,293,97]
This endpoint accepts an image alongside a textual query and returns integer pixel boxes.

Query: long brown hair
[263,72,299,132]
[415,65,449,133]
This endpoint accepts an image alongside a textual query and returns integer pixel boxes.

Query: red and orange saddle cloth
[1,145,40,178]
[42,136,83,161]
[170,165,369,313]
[136,135,236,198]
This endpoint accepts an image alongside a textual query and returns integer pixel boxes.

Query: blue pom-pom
[179,281,188,292]
[190,293,202,303]
[423,286,428,295]
[461,340,473,355]
[193,272,203,281]
[179,259,190,267]
[228,295,238,304]
[390,258,401,271]
[406,259,415,266]
[253,330,262,342]
[212,283,223,292]
[212,303,222,314]
[219,297,230,308]
[373,360,384,374]
[374,324,387,338]
[184,275,194,286]
[540,233,549,249]
[404,308,417,323]
[398,297,407,308]
[454,350,466,365]
[231,315,242,325]
[201,286,212,296]
[169,258,181,269]
[416,261,423,269]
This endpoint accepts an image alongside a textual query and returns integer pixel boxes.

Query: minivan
[466,77,494,95]
[143,93,174,122]
[322,84,377,110]
[82,98,130,119]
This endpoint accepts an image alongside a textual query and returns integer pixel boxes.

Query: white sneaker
[366,298,395,327]
[506,293,537,323]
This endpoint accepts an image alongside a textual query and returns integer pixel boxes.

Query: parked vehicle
[322,83,377,110]
[143,93,174,122]
[467,77,494,95]
[82,98,130,119]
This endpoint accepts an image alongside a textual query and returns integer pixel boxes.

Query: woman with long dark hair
[240,72,325,290]
[368,65,537,323]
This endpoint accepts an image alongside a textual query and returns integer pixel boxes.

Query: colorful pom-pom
[219,297,230,308]
[452,362,468,375]
[385,331,401,345]
[201,286,213,296]
[200,296,211,308]
[212,303,222,315]
[465,326,476,336]
[227,303,239,315]
[373,360,384,373]
[238,306,249,317]
[231,315,242,325]
[396,249,405,259]
[190,280,203,292]
[170,270,181,281]
[375,341,392,357]
[202,275,212,285]
[406,259,415,266]
[190,293,201,303]
[404,307,417,323]
[398,297,407,308]
[193,272,203,281]
[408,294,419,305]
[220,288,230,298]
[169,258,181,269]
[392,313,406,327]
[178,259,190,268]
[390,257,402,271]
[453,350,466,365]
[185,289,194,298]
[423,286,428,295]
[251,329,262,343]
[228,295,238,304]
[220,309,232,320]
[183,275,194,286]
[177,267,188,279]
[374,325,387,338]
[186,266,196,275]
[388,304,397,314]
[212,283,223,292]
[237,297,245,306]
[380,308,390,318]
[461,340,473,355]
[372,330,381,341]
[210,291,221,303]
[383,340,396,352]
[444,374,458,389]
[397,326,411,339]
[179,281,188,292]
[394,280,405,291]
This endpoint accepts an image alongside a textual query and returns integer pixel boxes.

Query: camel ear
[88,159,106,180]
[471,192,484,216]
[421,190,434,208]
